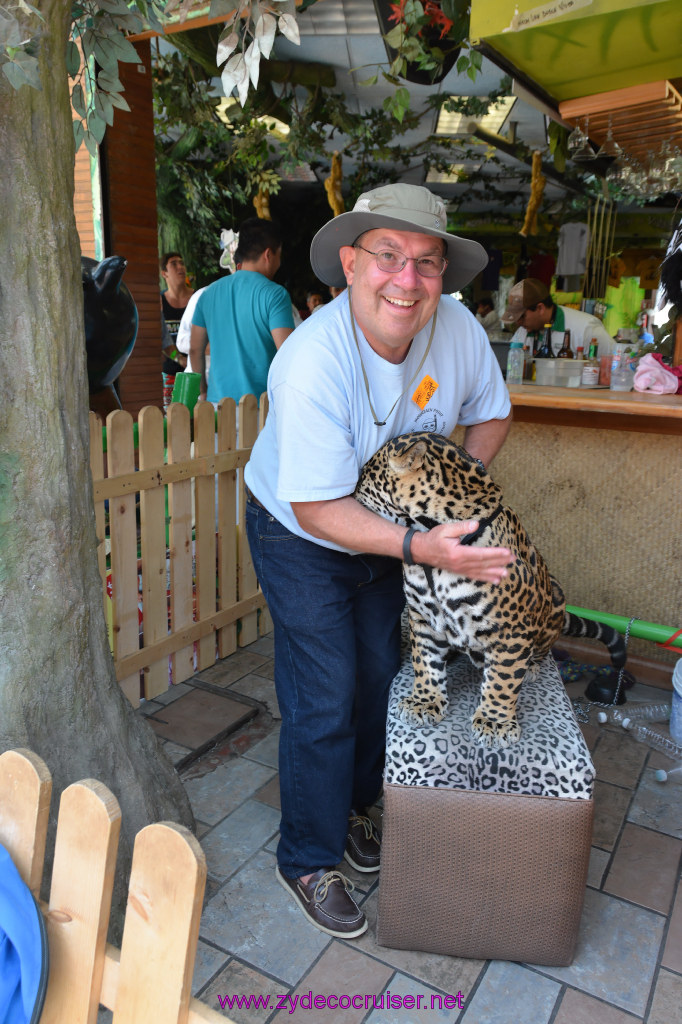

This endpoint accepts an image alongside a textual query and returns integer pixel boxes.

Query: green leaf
[95,89,115,126]
[359,74,378,87]
[87,109,107,144]
[73,118,85,150]
[92,36,120,72]
[384,25,404,49]
[97,68,123,92]
[106,89,131,112]
[0,11,24,49]
[84,130,98,157]
[456,54,469,74]
[79,27,97,63]
[471,49,483,70]
[71,82,86,117]
[104,31,140,64]
[65,39,80,76]
[467,64,477,82]
[2,51,41,90]
[96,0,138,15]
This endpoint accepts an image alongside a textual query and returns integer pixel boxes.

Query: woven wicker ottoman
[377,653,594,966]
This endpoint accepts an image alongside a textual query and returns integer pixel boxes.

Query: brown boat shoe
[276,866,367,938]
[344,809,381,873]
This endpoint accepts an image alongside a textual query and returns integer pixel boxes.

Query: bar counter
[455,383,682,679]
[507,384,682,435]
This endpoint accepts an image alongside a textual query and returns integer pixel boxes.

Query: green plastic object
[566,605,682,651]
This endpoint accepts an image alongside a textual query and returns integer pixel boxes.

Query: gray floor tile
[200,849,331,986]
[183,757,276,825]
[247,634,275,659]
[460,962,560,1024]
[366,970,464,1024]
[152,681,194,705]
[244,724,280,768]
[200,798,280,881]
[160,738,193,766]
[532,888,666,1016]
[592,780,632,850]
[586,846,611,889]
[647,967,682,1024]
[192,940,230,995]
[195,650,270,687]
[350,890,484,998]
[628,765,682,840]
[200,960,283,1023]
[230,672,280,719]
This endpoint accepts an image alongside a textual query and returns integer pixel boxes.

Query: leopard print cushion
[385,648,594,800]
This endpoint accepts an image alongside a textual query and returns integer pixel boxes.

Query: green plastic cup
[171,372,201,411]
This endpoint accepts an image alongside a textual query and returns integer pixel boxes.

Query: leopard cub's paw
[398,693,446,727]
[471,710,522,748]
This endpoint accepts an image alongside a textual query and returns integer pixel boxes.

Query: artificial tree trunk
[0,0,194,938]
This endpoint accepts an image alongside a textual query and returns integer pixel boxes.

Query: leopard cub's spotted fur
[355,432,625,748]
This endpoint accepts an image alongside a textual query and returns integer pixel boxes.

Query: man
[475,295,501,335]
[502,278,613,357]
[189,219,294,402]
[305,289,327,315]
[244,184,513,939]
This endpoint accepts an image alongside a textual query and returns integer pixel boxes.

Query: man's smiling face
[339,228,444,363]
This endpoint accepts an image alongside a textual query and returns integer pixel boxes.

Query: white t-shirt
[245,291,511,553]
[510,304,613,358]
[175,288,205,373]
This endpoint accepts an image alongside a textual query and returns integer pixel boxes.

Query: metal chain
[571,616,638,723]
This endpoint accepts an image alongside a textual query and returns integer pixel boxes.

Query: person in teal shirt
[190,218,295,403]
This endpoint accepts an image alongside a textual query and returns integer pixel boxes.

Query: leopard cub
[355,432,625,748]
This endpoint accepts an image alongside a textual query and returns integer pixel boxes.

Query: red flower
[388,0,408,25]
[423,1,455,38]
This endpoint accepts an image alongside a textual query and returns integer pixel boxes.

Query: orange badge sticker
[412,375,438,410]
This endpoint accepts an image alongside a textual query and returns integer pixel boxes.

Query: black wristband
[402,526,417,565]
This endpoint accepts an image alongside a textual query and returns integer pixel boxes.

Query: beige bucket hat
[310,183,488,293]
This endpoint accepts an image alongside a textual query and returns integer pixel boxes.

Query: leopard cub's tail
[562,611,627,668]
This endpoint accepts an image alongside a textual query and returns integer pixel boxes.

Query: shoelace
[349,814,379,842]
[313,870,355,902]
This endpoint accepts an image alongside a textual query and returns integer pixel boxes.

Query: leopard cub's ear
[389,440,428,475]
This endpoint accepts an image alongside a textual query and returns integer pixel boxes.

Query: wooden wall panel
[102,40,162,417]
[74,146,97,259]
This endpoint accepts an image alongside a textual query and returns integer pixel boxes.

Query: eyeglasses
[353,244,448,278]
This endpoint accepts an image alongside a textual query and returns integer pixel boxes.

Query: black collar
[458,504,504,546]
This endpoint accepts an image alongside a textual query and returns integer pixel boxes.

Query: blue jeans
[245,496,405,878]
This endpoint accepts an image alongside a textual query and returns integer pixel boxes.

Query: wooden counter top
[507,384,682,434]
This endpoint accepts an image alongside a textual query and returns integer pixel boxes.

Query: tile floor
[137,636,682,1024]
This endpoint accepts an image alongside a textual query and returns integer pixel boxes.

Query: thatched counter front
[458,386,682,683]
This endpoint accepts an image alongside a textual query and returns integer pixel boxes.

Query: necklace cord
[348,285,438,427]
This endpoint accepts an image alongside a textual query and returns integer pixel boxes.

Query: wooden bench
[0,748,231,1023]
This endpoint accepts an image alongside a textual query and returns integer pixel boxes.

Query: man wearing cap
[502,278,613,358]
[244,183,513,939]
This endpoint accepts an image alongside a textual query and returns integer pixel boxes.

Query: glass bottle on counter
[580,340,600,386]
[535,323,554,358]
[557,330,573,358]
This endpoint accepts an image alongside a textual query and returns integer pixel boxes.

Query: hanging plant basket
[372,0,466,86]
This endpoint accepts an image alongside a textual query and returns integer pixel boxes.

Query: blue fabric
[0,845,49,1024]
[192,271,294,403]
[245,496,405,877]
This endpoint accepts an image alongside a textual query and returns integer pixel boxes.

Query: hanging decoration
[324,151,345,217]
[582,195,616,302]
[519,151,545,237]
